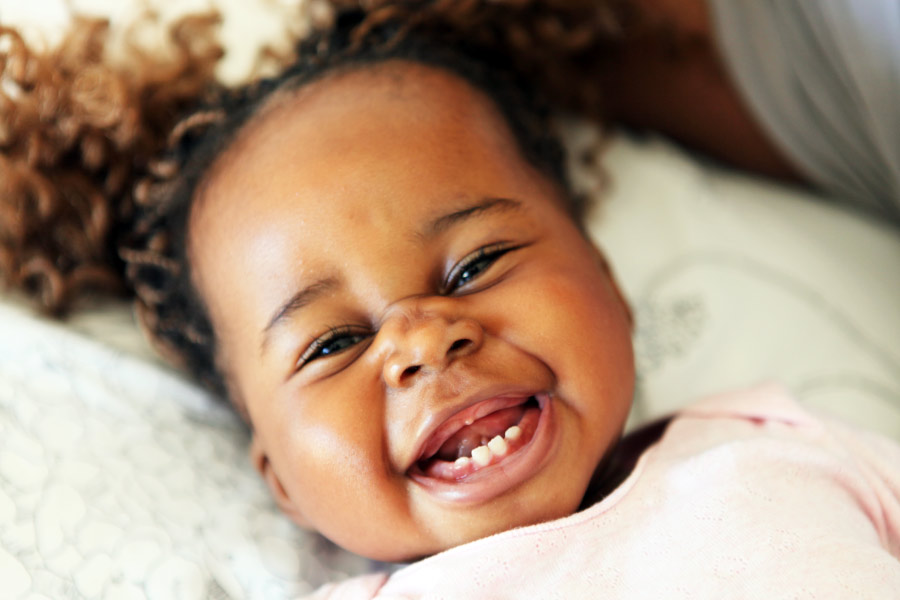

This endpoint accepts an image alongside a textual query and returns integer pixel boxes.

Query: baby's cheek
[286,394,375,478]
[270,383,408,545]
[537,264,625,331]
[531,266,634,393]
[276,422,369,522]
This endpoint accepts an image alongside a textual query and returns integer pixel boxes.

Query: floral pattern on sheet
[0,306,374,600]
[633,294,708,374]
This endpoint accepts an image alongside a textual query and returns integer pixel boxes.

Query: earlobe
[249,435,313,528]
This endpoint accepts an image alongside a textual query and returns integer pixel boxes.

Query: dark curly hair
[1,1,634,405]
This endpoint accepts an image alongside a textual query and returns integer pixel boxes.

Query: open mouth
[411,395,543,481]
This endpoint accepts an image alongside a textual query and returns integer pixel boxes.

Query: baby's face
[189,61,634,561]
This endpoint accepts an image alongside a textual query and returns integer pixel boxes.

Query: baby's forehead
[225,60,516,164]
[194,60,529,226]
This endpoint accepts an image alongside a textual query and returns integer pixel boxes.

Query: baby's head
[126,12,634,561]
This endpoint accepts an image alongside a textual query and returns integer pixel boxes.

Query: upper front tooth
[505,425,522,441]
[488,435,508,456]
[471,445,491,466]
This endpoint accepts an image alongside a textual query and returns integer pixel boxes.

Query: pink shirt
[307,384,900,599]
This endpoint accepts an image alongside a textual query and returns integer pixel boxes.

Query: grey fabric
[708,0,900,220]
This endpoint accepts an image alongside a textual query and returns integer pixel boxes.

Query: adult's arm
[708,0,900,220]
[598,0,900,221]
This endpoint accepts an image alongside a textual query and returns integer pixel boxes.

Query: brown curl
[0,13,222,314]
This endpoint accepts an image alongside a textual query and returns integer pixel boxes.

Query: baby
[175,15,636,561]
[3,6,900,598]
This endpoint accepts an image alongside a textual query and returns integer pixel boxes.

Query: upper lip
[409,384,540,471]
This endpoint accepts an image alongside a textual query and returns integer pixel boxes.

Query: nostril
[402,365,421,379]
[448,338,472,353]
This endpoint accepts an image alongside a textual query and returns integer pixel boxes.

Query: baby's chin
[352,491,587,564]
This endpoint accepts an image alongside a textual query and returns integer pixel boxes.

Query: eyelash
[296,243,517,369]
[442,242,516,294]
[298,325,370,367]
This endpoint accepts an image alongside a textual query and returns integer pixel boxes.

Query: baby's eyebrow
[260,277,339,354]
[423,197,523,239]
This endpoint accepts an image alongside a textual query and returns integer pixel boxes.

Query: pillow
[580,131,900,439]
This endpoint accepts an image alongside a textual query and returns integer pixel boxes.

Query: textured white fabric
[0,302,374,599]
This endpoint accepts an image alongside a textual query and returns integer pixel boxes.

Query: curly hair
[1,1,634,403]
[0,14,223,312]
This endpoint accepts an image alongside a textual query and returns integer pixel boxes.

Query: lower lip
[408,393,557,504]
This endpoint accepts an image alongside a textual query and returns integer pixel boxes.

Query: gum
[420,405,541,481]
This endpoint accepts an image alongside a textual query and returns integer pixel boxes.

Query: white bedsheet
[588,133,900,438]
[0,302,375,599]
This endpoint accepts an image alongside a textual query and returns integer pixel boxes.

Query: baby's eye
[299,326,369,367]
[444,243,517,293]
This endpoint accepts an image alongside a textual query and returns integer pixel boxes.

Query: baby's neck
[580,417,671,509]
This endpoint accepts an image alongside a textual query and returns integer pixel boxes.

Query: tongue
[435,405,526,461]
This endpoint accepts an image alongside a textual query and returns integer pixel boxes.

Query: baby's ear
[249,435,313,529]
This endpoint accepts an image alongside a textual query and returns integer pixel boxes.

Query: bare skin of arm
[596,0,805,184]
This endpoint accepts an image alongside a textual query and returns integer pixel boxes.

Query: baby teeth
[487,435,508,457]
[471,445,491,467]
[457,424,525,469]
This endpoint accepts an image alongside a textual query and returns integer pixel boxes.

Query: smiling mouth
[411,396,542,481]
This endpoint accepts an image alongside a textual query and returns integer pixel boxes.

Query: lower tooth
[471,445,491,466]
[455,456,471,468]
[505,425,522,441]
[487,435,508,456]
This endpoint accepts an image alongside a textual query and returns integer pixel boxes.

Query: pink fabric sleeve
[820,415,900,556]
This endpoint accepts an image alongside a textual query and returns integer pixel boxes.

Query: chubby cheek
[552,271,633,407]
[495,250,634,434]
[530,264,634,496]
[252,379,417,557]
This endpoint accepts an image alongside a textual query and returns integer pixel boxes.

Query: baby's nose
[379,299,483,388]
